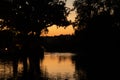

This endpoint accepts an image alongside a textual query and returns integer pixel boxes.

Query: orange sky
[41,25,75,36]
[41,0,76,36]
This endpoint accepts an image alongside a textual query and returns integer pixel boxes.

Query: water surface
[0,52,87,80]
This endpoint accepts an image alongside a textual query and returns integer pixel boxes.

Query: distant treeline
[41,35,82,52]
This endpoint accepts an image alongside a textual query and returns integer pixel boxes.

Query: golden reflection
[0,60,23,79]
[17,61,24,73]
[41,52,75,79]
[0,61,13,78]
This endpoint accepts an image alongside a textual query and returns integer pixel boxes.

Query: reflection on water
[41,52,76,80]
[0,52,87,80]
[0,59,23,79]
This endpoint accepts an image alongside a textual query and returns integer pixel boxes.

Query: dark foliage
[0,0,70,36]
[73,0,120,52]
[73,0,120,80]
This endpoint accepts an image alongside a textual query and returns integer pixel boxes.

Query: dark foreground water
[0,52,87,80]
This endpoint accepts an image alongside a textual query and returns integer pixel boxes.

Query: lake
[0,52,87,80]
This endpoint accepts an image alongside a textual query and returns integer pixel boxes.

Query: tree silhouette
[73,0,120,80]
[0,0,71,55]
[73,0,120,29]
[0,1,70,79]
[73,0,120,51]
[0,0,70,36]
[0,0,12,18]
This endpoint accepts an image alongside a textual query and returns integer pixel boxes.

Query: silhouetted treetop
[73,0,120,28]
[73,0,120,53]
[0,0,13,19]
[0,0,70,36]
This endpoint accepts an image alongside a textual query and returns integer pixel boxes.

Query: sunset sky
[41,0,76,36]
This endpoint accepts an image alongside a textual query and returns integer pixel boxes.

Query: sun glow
[41,0,76,36]
[41,25,75,36]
